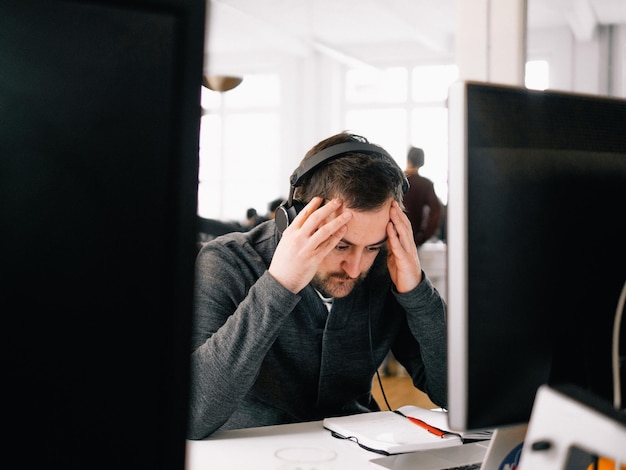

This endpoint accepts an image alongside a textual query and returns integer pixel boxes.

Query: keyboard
[443,464,481,470]
[370,441,488,470]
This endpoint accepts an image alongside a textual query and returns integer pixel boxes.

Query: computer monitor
[1,0,205,468]
[446,81,626,450]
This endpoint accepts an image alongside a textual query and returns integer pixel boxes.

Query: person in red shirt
[403,147,443,247]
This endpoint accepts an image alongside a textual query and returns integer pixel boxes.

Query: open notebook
[323,405,492,456]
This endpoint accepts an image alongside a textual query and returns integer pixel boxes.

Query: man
[188,132,447,439]
[403,147,443,247]
[245,207,268,229]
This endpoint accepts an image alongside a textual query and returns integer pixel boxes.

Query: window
[198,73,281,222]
[344,61,550,206]
[525,60,549,90]
[344,64,457,205]
[345,67,408,103]
[199,61,551,222]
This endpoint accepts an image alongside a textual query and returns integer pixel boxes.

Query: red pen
[393,410,447,438]
[405,416,447,438]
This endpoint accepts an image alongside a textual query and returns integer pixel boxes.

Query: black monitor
[447,81,626,437]
[1,0,205,468]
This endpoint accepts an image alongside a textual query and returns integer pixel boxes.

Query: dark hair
[268,198,284,213]
[294,131,406,211]
[407,147,425,167]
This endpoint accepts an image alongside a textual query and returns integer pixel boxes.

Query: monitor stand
[480,424,527,470]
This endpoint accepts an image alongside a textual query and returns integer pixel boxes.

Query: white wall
[527,23,625,96]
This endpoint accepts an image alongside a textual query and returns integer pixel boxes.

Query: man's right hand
[268,197,352,294]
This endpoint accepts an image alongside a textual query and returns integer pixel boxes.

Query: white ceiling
[204,0,626,73]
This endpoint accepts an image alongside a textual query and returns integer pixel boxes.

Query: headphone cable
[367,286,393,411]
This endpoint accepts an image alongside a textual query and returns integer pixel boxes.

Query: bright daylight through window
[198,62,549,221]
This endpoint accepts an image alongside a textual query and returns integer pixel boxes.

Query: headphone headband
[288,141,392,188]
[275,140,406,234]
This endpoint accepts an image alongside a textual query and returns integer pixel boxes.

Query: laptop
[370,441,489,470]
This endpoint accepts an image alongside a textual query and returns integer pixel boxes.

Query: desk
[185,420,489,470]
[185,420,376,469]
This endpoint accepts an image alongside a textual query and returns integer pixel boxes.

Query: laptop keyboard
[442,464,481,470]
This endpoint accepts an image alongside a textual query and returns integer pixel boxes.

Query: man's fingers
[291,198,335,229]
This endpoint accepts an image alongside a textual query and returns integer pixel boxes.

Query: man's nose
[341,251,362,279]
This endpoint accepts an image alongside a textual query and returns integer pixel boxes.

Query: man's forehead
[340,206,391,247]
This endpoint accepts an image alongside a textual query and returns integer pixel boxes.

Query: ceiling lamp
[202,75,243,92]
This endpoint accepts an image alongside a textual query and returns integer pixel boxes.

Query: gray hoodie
[187,220,447,439]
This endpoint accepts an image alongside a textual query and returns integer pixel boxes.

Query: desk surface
[185,420,489,470]
[185,420,374,469]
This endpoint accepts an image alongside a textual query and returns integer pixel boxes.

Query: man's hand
[268,197,352,294]
[386,201,422,293]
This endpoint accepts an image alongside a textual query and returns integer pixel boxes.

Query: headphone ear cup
[275,199,305,234]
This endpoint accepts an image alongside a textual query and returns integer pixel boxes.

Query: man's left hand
[386,201,422,293]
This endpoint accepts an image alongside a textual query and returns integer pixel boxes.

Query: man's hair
[294,131,406,211]
[407,147,425,167]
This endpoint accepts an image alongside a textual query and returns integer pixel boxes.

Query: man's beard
[310,270,367,299]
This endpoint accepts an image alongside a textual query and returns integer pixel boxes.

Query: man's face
[311,199,392,298]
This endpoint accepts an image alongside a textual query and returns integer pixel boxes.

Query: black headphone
[275,141,409,233]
